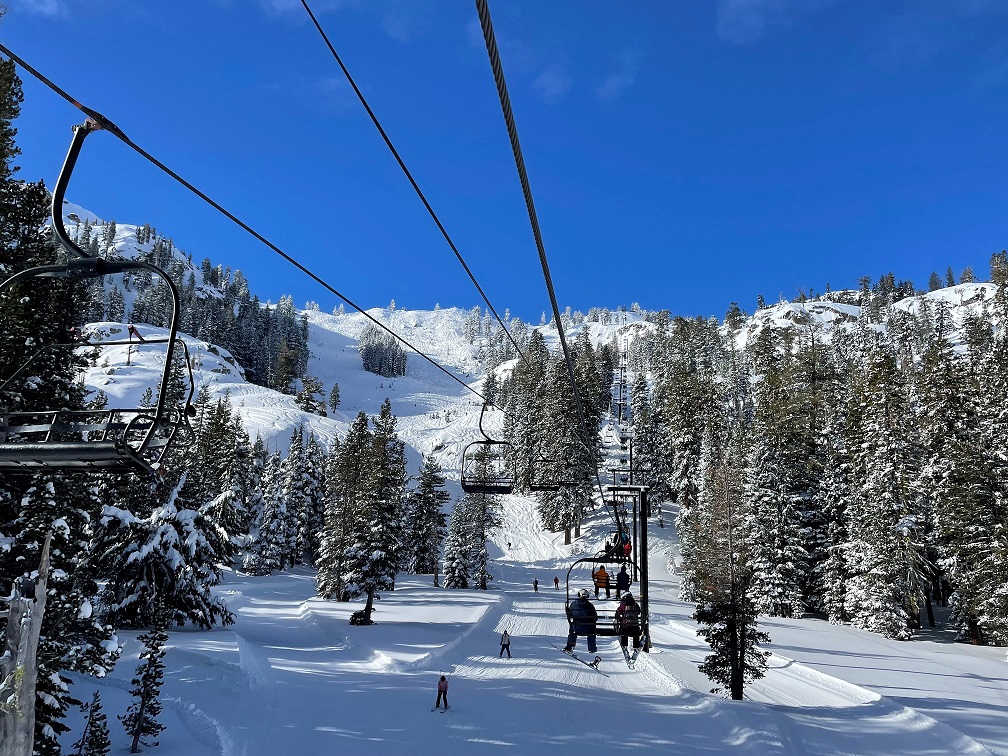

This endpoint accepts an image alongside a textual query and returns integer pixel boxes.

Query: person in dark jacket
[500,630,511,658]
[615,565,630,595]
[435,675,449,710]
[563,589,598,653]
[615,593,642,652]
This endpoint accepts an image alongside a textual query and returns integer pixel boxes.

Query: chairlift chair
[460,403,514,494]
[0,120,195,476]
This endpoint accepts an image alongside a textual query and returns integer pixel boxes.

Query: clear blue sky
[4,1,1007,323]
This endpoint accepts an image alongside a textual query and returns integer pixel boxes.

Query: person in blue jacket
[563,589,598,654]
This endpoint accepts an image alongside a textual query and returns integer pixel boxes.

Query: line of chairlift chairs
[1,118,643,651]
[460,403,642,641]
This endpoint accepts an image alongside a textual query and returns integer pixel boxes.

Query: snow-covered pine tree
[95,472,234,629]
[203,404,255,562]
[743,327,808,618]
[339,400,408,621]
[919,329,1008,644]
[404,454,450,577]
[73,690,111,756]
[691,426,770,700]
[844,341,920,639]
[2,475,120,755]
[442,496,472,589]
[244,451,290,575]
[120,617,168,753]
[296,374,327,416]
[280,426,310,567]
[316,429,355,600]
[298,432,327,566]
[501,329,550,493]
[239,435,268,566]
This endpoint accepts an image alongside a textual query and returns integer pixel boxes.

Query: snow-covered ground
[62,501,1007,756]
[54,205,1007,754]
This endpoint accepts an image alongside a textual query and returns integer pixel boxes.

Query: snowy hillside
[54,205,1008,755]
[60,502,1008,755]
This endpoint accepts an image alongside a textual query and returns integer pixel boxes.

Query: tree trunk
[129,695,146,753]
[564,527,571,545]
[921,581,935,628]
[363,587,376,623]
[0,532,52,756]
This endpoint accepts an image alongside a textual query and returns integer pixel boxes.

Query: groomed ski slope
[63,498,1006,756]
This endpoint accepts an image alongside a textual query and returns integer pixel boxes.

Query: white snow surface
[56,204,1008,754]
[61,507,1008,756]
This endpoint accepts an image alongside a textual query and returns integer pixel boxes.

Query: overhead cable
[299,0,531,372]
[0,43,486,404]
[472,0,615,525]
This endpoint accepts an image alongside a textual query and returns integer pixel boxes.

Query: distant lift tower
[604,483,651,652]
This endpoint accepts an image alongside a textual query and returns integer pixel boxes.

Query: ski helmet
[577,588,590,599]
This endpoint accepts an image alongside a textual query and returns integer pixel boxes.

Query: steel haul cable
[299,0,530,372]
[0,42,487,404]
[473,0,620,533]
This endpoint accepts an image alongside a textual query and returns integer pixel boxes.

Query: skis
[548,641,610,677]
[621,637,649,669]
[431,706,450,712]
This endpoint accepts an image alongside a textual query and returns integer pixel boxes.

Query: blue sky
[4,0,1007,322]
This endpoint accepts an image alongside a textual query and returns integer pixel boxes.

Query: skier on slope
[435,675,449,711]
[563,589,598,654]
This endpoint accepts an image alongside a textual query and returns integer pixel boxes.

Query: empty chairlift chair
[460,403,514,494]
[0,119,194,476]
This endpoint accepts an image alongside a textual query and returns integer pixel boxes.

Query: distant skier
[563,589,598,654]
[500,630,511,658]
[435,675,449,710]
[554,576,560,590]
[533,578,539,593]
[615,564,630,595]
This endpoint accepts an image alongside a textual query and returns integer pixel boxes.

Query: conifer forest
[2,48,1007,755]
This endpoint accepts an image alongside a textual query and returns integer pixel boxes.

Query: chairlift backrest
[0,121,194,476]
[459,403,513,494]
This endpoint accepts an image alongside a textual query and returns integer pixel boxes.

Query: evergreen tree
[844,343,920,639]
[404,454,450,577]
[73,691,112,756]
[280,426,310,567]
[339,400,408,621]
[244,451,289,575]
[95,472,234,629]
[296,374,327,416]
[317,425,359,601]
[442,497,471,589]
[692,427,770,700]
[120,618,169,753]
[328,382,340,413]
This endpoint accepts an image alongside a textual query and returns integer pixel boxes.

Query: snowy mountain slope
[61,502,1006,756]
[735,283,1000,351]
[55,204,1008,755]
